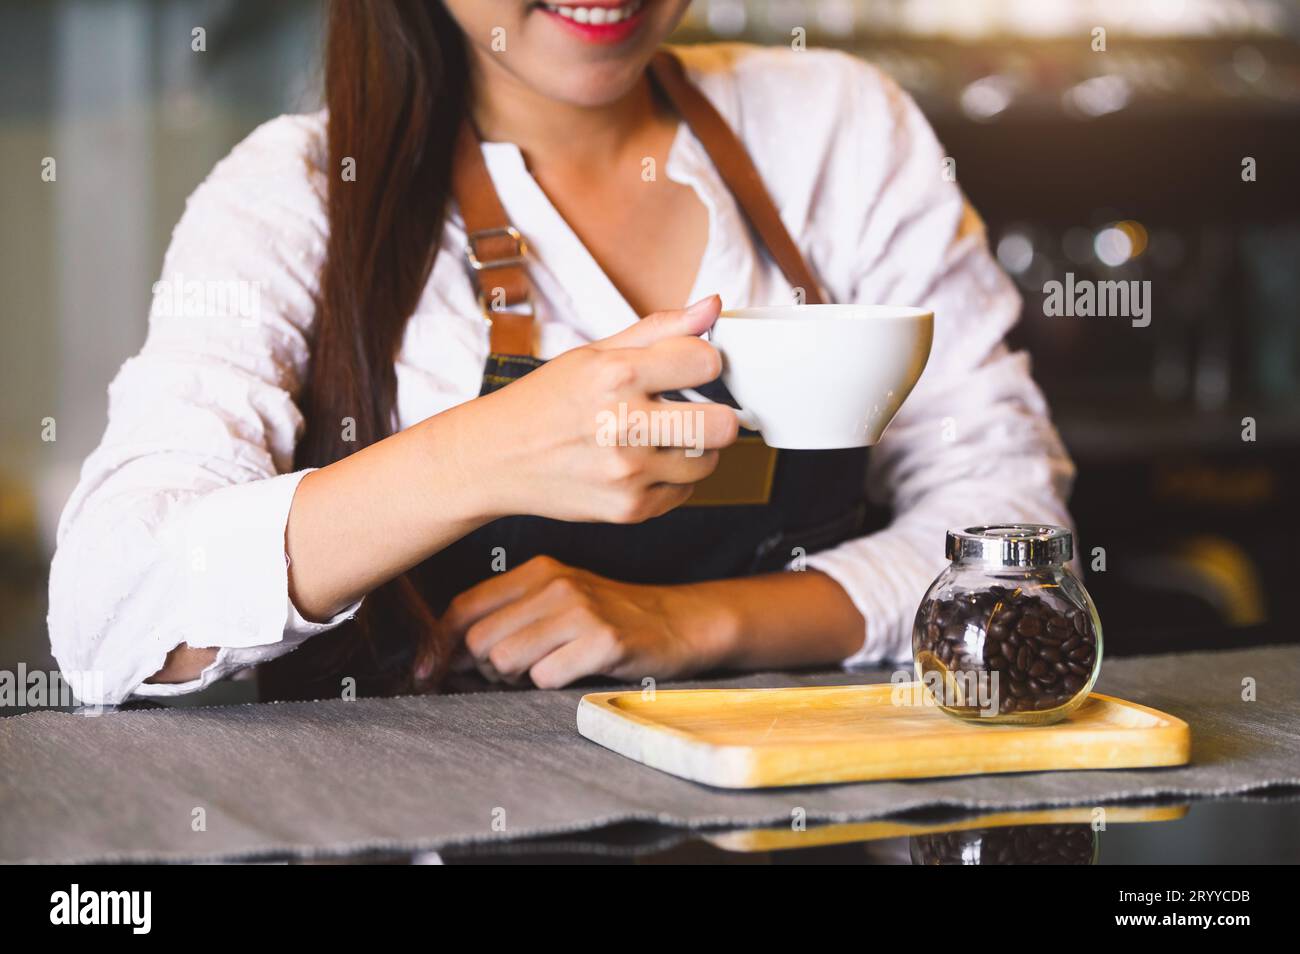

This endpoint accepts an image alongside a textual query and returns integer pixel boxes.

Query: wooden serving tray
[576,683,1190,789]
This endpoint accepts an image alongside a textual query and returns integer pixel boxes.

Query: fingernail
[684,294,720,316]
[414,658,432,682]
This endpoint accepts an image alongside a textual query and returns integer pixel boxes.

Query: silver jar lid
[946,524,1073,567]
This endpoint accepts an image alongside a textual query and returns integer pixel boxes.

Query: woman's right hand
[470,294,740,524]
[282,295,737,631]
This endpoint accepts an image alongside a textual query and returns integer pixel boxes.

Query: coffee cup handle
[675,388,761,433]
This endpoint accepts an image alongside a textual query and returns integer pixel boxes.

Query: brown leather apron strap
[648,49,825,306]
[451,118,536,357]
[452,47,826,357]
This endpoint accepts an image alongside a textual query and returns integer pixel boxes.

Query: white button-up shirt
[48,44,1075,705]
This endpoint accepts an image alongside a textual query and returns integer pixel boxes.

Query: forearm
[690,570,866,672]
[285,399,501,622]
[147,402,501,686]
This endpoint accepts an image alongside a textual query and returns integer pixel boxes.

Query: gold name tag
[682,436,778,507]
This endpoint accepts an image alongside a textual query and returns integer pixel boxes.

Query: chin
[517,0,685,101]
[535,58,654,107]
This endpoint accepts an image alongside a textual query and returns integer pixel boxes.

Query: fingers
[474,607,624,689]
[648,397,741,449]
[479,609,589,683]
[596,393,737,452]
[443,555,565,640]
[461,572,581,662]
[648,448,720,485]
[529,630,623,689]
[630,335,724,395]
[616,481,695,523]
[585,337,722,403]
[592,294,720,351]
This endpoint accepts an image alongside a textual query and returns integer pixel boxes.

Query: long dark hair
[286,1,468,694]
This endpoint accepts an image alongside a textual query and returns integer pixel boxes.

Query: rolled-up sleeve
[796,60,1076,667]
[47,114,361,705]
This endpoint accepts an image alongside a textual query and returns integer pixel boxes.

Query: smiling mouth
[538,1,647,26]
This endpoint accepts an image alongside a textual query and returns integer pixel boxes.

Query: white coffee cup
[680,304,933,450]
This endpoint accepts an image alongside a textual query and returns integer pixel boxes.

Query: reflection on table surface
[389,793,1298,865]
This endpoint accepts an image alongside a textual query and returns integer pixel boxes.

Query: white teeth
[543,2,642,26]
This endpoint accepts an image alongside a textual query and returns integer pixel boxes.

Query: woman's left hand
[436,555,737,688]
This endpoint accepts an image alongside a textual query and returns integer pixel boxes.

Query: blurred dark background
[2,0,1298,706]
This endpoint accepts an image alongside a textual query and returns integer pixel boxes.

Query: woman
[49,0,1073,705]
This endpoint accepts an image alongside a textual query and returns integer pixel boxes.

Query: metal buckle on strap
[465,225,528,271]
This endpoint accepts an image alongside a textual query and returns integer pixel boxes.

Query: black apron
[258,51,885,701]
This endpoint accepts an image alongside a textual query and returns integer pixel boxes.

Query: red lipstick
[536,1,648,45]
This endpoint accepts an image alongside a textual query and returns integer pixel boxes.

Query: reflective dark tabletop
[419,793,1300,865]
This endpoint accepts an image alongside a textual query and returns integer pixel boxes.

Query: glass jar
[912,525,1102,725]
[910,824,1098,865]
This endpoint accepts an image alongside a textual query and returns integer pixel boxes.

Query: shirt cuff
[796,531,941,670]
[132,470,365,697]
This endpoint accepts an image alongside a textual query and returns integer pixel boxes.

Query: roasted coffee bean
[913,823,1095,865]
[1016,615,1043,638]
[914,588,1099,716]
